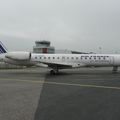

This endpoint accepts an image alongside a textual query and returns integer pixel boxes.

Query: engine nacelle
[5,52,31,61]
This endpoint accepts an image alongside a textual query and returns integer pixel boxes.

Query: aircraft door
[109,56,114,65]
[62,56,66,62]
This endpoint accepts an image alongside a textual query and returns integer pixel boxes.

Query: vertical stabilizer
[0,41,8,54]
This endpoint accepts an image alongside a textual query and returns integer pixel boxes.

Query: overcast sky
[0,0,120,53]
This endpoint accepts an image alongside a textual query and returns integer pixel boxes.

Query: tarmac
[0,67,120,120]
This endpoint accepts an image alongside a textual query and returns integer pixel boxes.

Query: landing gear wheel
[112,66,118,73]
[50,70,56,75]
[50,69,59,75]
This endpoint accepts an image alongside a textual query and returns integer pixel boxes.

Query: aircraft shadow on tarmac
[46,70,120,76]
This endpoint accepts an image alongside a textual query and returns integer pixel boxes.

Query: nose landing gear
[112,66,118,73]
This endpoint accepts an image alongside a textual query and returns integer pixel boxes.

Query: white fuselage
[30,53,120,67]
[2,52,120,69]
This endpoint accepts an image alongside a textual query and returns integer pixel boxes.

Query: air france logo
[0,42,7,53]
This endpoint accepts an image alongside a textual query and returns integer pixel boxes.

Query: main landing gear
[50,69,59,75]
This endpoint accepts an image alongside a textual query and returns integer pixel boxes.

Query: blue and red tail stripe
[0,41,8,54]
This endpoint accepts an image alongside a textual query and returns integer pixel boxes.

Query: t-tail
[0,41,8,54]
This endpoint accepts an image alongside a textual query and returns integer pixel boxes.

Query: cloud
[0,0,120,53]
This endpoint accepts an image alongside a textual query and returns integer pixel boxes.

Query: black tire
[50,70,56,75]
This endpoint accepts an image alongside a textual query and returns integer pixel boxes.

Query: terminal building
[33,40,55,54]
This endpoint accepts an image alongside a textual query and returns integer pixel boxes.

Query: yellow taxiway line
[0,78,120,90]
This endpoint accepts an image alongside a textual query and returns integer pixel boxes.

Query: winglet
[0,41,8,54]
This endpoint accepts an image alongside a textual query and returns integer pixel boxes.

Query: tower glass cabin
[33,40,55,54]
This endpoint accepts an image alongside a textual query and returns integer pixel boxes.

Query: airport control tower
[33,40,55,54]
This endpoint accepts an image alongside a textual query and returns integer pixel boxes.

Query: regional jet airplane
[0,41,120,74]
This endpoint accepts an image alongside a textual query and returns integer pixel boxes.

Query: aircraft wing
[40,61,73,69]
[40,61,86,69]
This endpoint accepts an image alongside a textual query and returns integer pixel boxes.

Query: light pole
[99,47,102,54]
